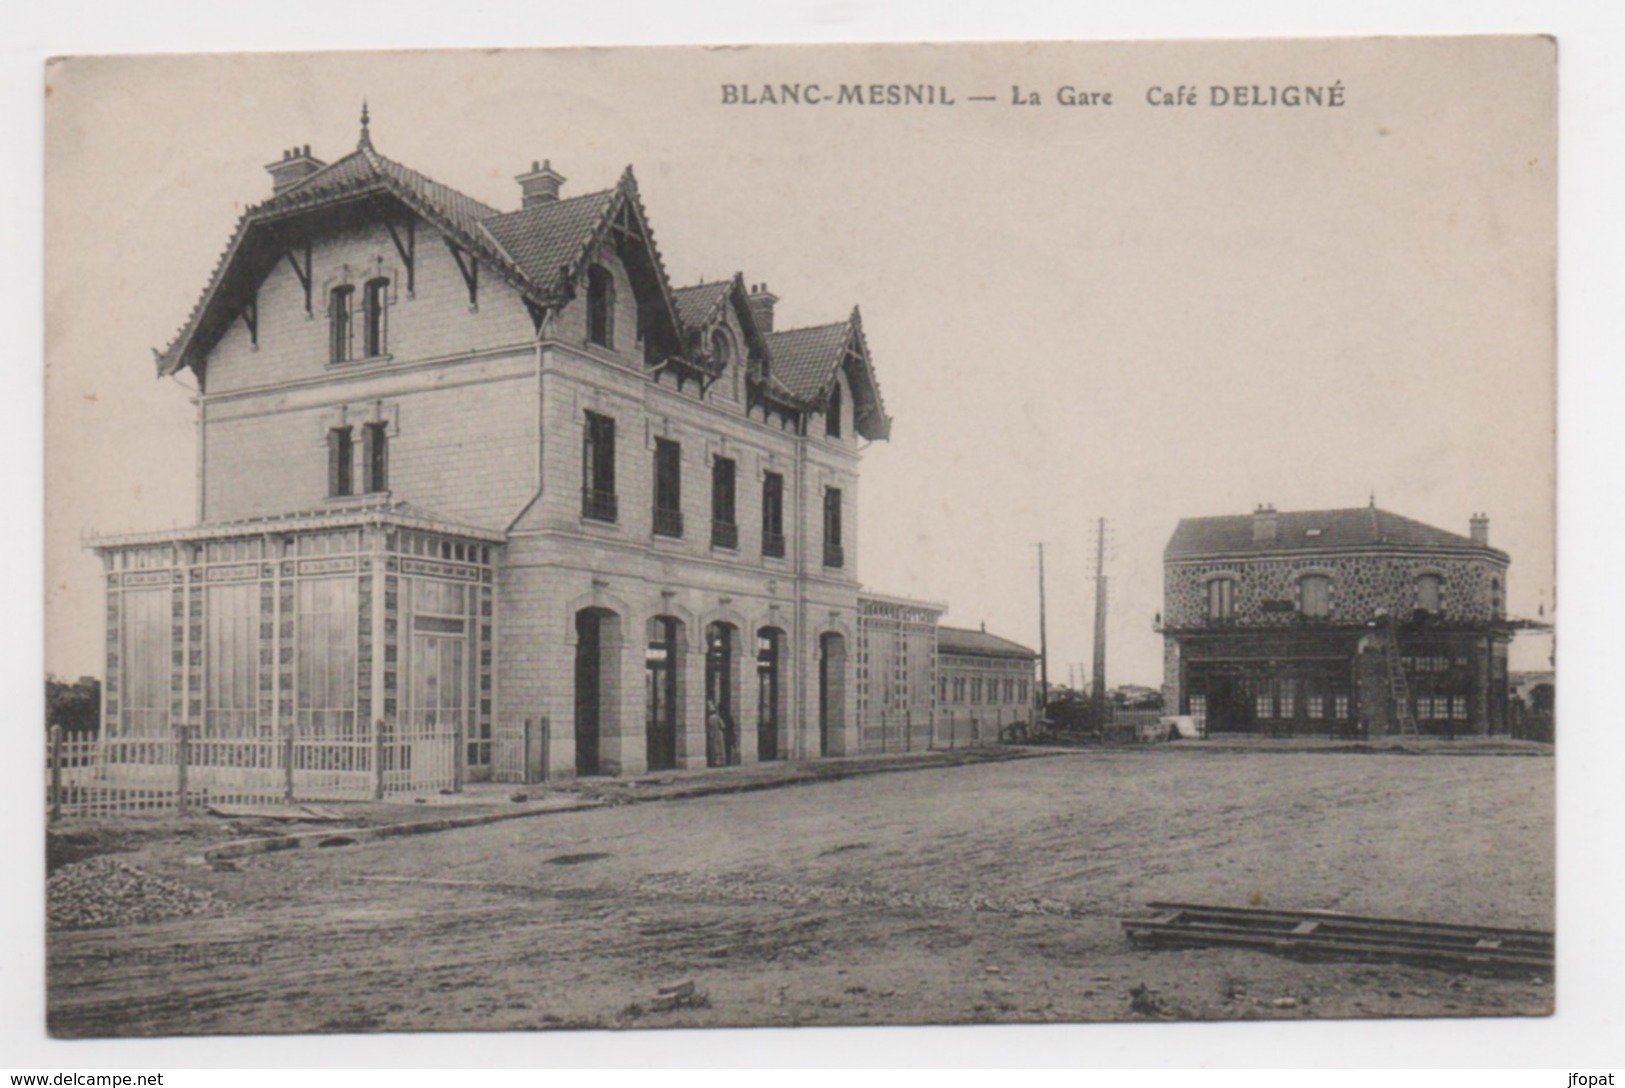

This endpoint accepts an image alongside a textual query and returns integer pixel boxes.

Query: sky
[43,38,1556,687]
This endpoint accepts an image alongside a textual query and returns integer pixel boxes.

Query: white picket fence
[47,723,461,820]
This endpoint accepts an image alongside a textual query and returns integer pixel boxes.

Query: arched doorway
[645,616,683,772]
[574,607,620,776]
[705,622,739,766]
[756,627,786,761]
[819,632,847,757]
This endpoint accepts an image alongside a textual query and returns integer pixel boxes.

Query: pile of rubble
[48,856,227,931]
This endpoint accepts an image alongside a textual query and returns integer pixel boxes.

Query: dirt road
[47,746,1553,1036]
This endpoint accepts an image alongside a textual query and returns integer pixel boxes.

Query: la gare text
[719,83,1346,108]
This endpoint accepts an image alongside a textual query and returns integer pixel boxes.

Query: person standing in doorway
[706,698,727,768]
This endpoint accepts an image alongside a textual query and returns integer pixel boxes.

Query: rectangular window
[328,426,354,497]
[120,586,172,738]
[762,471,785,557]
[1207,579,1234,621]
[711,456,737,549]
[1334,694,1350,720]
[653,438,683,537]
[205,581,259,738]
[1307,695,1325,720]
[296,577,358,740]
[1300,575,1332,618]
[363,278,390,357]
[1255,691,1274,719]
[1452,696,1469,721]
[581,412,617,521]
[329,286,354,364]
[363,422,389,493]
[1279,682,1295,719]
[823,487,844,568]
[1189,694,1208,729]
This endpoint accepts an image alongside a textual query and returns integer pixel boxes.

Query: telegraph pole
[1036,542,1050,717]
[1091,518,1109,723]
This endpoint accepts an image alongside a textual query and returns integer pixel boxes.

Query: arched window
[1490,577,1503,619]
[1206,577,1235,621]
[586,264,614,348]
[363,277,390,357]
[1299,574,1332,619]
[711,329,731,368]
[1415,574,1443,614]
[826,380,843,438]
[329,285,354,364]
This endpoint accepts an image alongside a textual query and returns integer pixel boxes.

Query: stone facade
[1160,505,1512,737]
[92,122,978,785]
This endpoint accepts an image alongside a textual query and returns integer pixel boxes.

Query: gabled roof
[155,128,684,378]
[671,279,733,330]
[765,307,891,440]
[938,625,1039,660]
[1165,506,1509,562]
[670,273,817,412]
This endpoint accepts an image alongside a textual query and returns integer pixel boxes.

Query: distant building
[1160,502,1512,736]
[935,624,1039,740]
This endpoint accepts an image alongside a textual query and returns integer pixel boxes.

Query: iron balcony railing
[653,506,684,538]
[711,519,739,550]
[824,542,845,569]
[581,488,618,523]
[762,531,786,559]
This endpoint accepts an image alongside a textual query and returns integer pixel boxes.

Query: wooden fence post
[283,727,296,802]
[539,716,551,784]
[176,723,191,814]
[453,719,466,793]
[49,724,62,823]
[905,709,912,752]
[373,719,386,801]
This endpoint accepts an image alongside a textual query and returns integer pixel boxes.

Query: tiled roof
[1165,506,1507,560]
[480,188,619,294]
[765,322,851,401]
[938,625,1039,659]
[154,131,887,443]
[671,280,732,329]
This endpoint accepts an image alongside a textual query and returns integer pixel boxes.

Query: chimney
[746,283,779,333]
[516,159,566,207]
[265,145,326,195]
[1252,503,1279,544]
[1470,512,1490,546]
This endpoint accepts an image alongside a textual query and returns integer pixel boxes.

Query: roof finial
[1369,490,1376,508]
[358,99,373,149]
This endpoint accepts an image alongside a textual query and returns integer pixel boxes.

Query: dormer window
[363,277,390,357]
[826,380,843,438]
[329,285,354,364]
[586,264,614,348]
[1416,574,1443,614]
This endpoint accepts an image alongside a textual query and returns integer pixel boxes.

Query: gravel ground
[48,856,228,931]
[46,745,1553,1036]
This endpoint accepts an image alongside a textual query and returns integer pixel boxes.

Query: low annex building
[89,113,1033,790]
[1160,502,1512,736]
[935,625,1039,738]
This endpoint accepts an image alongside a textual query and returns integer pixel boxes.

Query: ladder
[1377,612,1418,735]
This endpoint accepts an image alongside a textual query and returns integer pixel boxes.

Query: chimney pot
[1469,513,1490,546]
[1252,503,1280,544]
[516,159,566,207]
[747,282,780,333]
[266,144,327,194]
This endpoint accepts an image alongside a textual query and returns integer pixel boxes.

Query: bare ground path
[47,747,1553,1036]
